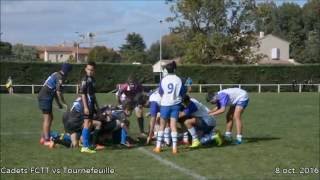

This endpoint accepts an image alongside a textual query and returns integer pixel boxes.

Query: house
[253,32,298,65]
[36,45,91,63]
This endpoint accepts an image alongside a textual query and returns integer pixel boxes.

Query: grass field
[0,93,319,180]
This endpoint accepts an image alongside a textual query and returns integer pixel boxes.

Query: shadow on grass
[197,136,281,149]
[243,137,281,143]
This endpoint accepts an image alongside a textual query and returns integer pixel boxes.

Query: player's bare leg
[184,117,200,148]
[70,133,79,148]
[41,113,54,147]
[225,106,235,141]
[147,116,156,144]
[234,106,244,144]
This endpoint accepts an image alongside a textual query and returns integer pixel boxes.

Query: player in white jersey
[153,61,186,154]
[207,88,249,144]
[143,89,161,144]
[180,95,223,148]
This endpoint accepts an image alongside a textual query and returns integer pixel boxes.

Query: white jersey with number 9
[159,74,183,106]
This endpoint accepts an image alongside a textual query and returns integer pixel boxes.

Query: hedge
[1,62,319,92]
[0,62,154,92]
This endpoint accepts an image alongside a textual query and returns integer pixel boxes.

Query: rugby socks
[183,132,189,143]
[236,134,242,142]
[171,132,178,149]
[156,131,164,148]
[188,127,198,140]
[82,128,90,148]
[225,131,232,138]
[120,128,128,145]
[164,127,171,145]
[137,117,144,133]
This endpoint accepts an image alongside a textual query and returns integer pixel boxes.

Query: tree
[147,33,185,63]
[167,0,259,64]
[88,46,121,63]
[255,2,278,34]
[297,31,320,64]
[120,33,146,52]
[120,33,148,63]
[276,3,305,59]
[302,0,320,35]
[12,44,38,61]
[0,41,12,57]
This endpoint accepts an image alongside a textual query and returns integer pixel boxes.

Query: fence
[1,84,319,94]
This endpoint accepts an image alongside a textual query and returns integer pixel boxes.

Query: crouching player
[143,89,161,144]
[180,95,223,148]
[38,63,72,147]
[61,97,102,148]
[207,88,249,144]
[96,104,132,147]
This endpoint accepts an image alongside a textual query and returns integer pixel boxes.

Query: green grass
[0,93,319,180]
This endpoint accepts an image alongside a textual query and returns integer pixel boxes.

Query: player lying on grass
[153,61,187,154]
[116,76,147,138]
[38,63,72,147]
[79,61,100,153]
[207,87,249,144]
[180,95,223,148]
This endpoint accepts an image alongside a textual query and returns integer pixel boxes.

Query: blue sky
[1,0,307,49]
[1,0,174,49]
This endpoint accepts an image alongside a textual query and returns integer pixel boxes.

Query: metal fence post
[199,84,202,93]
[219,84,222,91]
[318,85,320,93]
[76,85,79,94]
[277,84,280,93]
[258,84,261,93]
[239,84,241,88]
[32,84,34,94]
[299,84,302,93]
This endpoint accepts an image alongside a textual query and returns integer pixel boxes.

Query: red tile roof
[36,46,91,54]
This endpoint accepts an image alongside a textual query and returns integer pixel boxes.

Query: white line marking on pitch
[137,147,207,180]
[5,94,208,179]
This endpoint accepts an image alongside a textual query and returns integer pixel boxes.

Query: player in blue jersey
[153,61,186,154]
[96,103,132,148]
[79,61,100,153]
[180,95,223,148]
[38,63,72,147]
[62,97,102,149]
[207,88,249,144]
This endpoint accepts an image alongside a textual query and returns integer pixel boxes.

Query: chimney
[259,31,264,39]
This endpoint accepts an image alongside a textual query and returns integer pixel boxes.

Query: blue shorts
[160,104,181,120]
[236,99,249,109]
[149,101,160,118]
[38,96,53,114]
